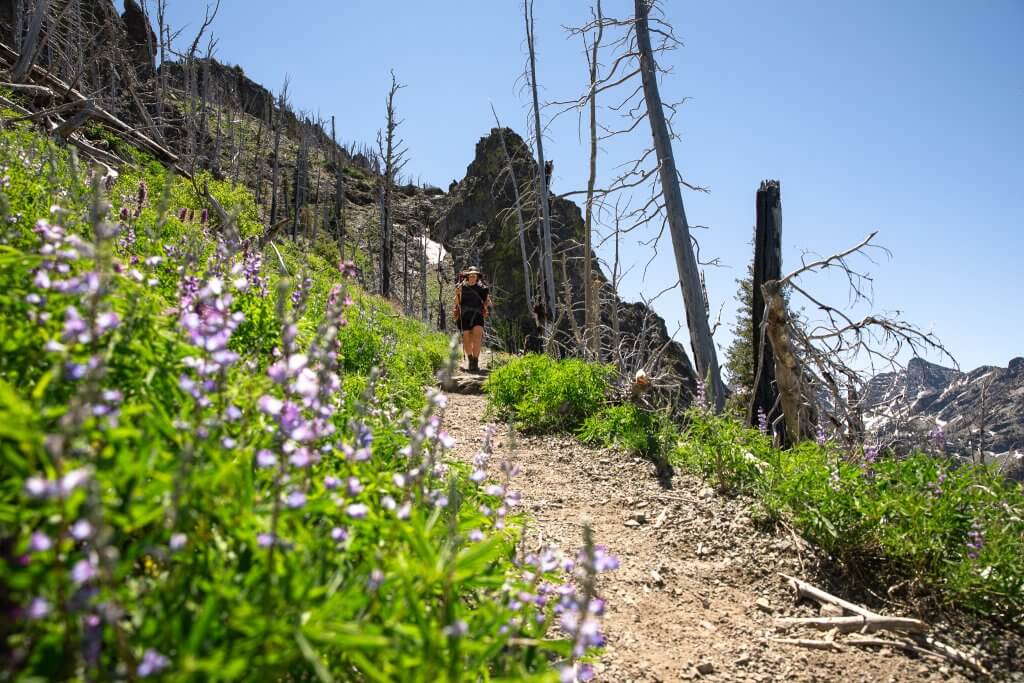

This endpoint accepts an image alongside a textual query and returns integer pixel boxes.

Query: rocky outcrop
[433,128,699,402]
[121,0,156,79]
[865,357,1024,479]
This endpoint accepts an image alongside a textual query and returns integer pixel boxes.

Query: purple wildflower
[71,559,97,585]
[137,649,169,677]
[28,532,52,552]
[26,597,51,620]
[169,533,187,551]
[70,520,94,540]
[346,503,369,519]
[757,407,769,435]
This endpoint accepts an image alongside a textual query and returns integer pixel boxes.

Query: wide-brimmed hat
[462,266,482,277]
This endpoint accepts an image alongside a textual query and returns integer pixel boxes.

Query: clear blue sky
[163,0,1023,373]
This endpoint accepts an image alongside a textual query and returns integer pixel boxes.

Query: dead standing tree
[556,1,726,409]
[523,0,558,332]
[634,0,725,410]
[750,180,783,431]
[760,232,955,445]
[377,70,407,299]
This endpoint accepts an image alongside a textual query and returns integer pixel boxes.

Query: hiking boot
[468,355,479,372]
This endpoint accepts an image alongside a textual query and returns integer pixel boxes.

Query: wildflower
[137,649,169,677]
[695,379,707,410]
[966,521,985,561]
[136,180,148,207]
[60,468,91,496]
[346,503,369,519]
[396,502,411,520]
[443,620,469,638]
[256,533,276,548]
[71,559,97,585]
[323,476,340,490]
[468,529,484,542]
[330,527,348,543]
[24,476,54,499]
[347,477,363,496]
[28,532,52,552]
[177,207,187,221]
[26,597,51,620]
[256,449,277,468]
[367,568,384,591]
[200,208,208,225]
[95,311,120,334]
[816,423,827,446]
[340,260,358,279]
[286,491,307,509]
[70,520,94,540]
[757,407,769,435]
[169,533,187,551]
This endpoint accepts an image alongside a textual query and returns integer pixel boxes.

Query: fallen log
[774,615,927,635]
[779,573,876,619]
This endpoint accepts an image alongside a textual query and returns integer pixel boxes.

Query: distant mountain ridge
[864,356,1024,479]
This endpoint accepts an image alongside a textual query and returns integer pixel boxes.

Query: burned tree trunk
[750,180,783,428]
[762,280,813,445]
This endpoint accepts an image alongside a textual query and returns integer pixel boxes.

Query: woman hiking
[453,266,491,372]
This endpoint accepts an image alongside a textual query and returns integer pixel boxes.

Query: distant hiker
[453,266,490,372]
[544,160,553,189]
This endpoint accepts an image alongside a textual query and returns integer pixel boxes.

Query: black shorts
[459,311,484,332]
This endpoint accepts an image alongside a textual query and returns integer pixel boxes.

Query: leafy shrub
[484,354,614,432]
[674,410,1024,621]
[577,404,676,459]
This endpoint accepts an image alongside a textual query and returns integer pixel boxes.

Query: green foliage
[674,410,1024,621]
[0,126,592,680]
[723,263,754,417]
[484,354,614,432]
[577,404,676,459]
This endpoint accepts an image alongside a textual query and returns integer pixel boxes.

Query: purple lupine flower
[468,529,484,542]
[346,477,363,496]
[70,520,93,540]
[340,260,358,279]
[367,568,384,591]
[966,521,985,561]
[396,502,411,520]
[695,379,707,410]
[330,527,348,543]
[26,597,51,620]
[25,476,54,499]
[346,503,369,519]
[137,649,169,677]
[816,423,827,446]
[757,408,769,435]
[178,207,188,221]
[28,532,52,552]
[286,491,306,509]
[136,180,148,207]
[928,469,946,497]
[323,476,340,490]
[71,559,97,585]
[200,208,208,225]
[169,533,187,551]
[257,533,276,548]
[256,450,277,468]
[442,620,468,638]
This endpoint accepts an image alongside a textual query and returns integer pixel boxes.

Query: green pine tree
[723,263,754,418]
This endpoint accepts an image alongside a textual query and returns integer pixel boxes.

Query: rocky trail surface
[440,365,1019,682]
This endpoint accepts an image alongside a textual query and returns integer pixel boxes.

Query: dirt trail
[443,379,970,682]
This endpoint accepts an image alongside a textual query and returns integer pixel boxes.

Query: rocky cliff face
[865,357,1024,480]
[433,128,699,401]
